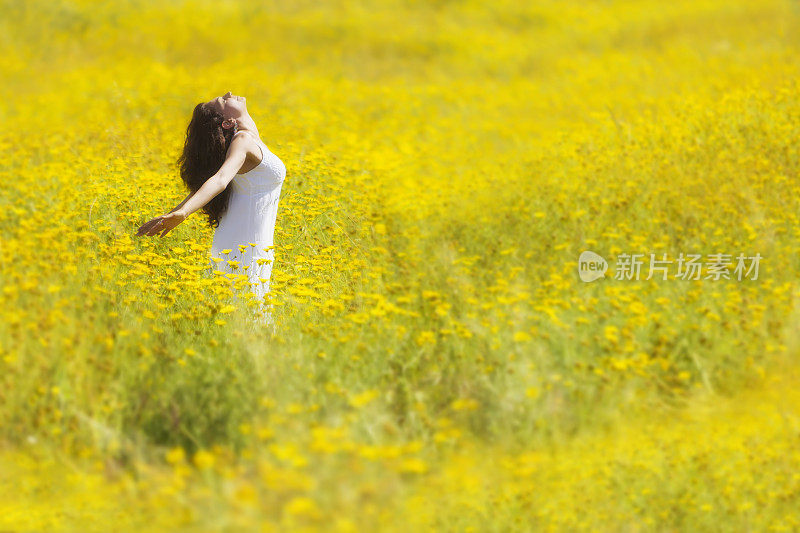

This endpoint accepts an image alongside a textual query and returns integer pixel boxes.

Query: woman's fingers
[136,219,158,236]
[157,213,183,237]
[136,216,165,237]
[136,212,183,238]
[145,219,164,236]
[137,216,158,233]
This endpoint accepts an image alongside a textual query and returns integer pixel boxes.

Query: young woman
[136,91,287,322]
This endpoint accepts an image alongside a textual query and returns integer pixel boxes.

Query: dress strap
[232,130,266,165]
[234,130,259,143]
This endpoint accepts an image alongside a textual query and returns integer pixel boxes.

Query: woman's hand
[135,210,188,238]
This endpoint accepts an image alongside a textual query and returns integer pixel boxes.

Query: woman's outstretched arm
[135,191,193,237]
[135,134,250,238]
[169,191,193,213]
[177,143,246,220]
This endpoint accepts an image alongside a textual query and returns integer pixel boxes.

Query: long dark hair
[177,102,237,229]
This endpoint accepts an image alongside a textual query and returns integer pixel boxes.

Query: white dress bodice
[209,130,286,317]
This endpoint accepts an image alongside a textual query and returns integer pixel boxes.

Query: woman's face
[208,91,247,119]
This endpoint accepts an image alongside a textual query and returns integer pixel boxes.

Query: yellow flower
[604,325,619,344]
[193,449,215,469]
[234,482,258,504]
[415,331,436,346]
[397,457,428,474]
[526,387,540,399]
[450,398,479,411]
[284,497,320,518]
[434,303,451,316]
[166,447,185,464]
[513,331,531,342]
[349,389,380,408]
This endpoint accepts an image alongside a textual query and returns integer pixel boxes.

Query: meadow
[1,0,800,530]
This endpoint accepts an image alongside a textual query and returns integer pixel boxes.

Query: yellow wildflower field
[1,0,799,530]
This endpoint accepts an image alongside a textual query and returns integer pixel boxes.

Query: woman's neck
[235,114,259,137]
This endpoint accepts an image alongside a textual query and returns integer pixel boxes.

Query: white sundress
[208,129,287,322]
